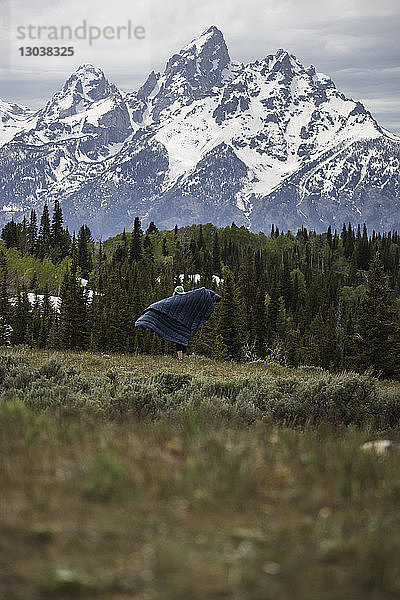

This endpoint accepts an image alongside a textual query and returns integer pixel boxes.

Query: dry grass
[9,347,400,394]
[1,349,400,599]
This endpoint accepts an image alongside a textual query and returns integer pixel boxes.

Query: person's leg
[176,343,185,360]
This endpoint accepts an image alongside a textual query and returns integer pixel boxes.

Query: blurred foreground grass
[1,349,400,599]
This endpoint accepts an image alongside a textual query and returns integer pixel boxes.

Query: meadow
[1,349,400,599]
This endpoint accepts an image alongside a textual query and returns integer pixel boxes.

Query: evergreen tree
[344,223,354,259]
[38,285,53,348]
[212,231,221,275]
[37,204,52,259]
[218,267,241,360]
[51,200,64,246]
[50,200,69,262]
[198,225,205,250]
[58,260,88,349]
[28,209,38,253]
[326,225,333,248]
[146,221,159,235]
[29,292,42,347]
[254,285,267,357]
[237,246,257,341]
[113,229,128,264]
[129,217,143,263]
[354,253,400,377]
[143,234,154,262]
[11,284,30,345]
[1,219,18,248]
[77,225,93,278]
[18,217,30,255]
[266,282,280,343]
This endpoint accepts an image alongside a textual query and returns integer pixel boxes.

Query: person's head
[173,285,185,296]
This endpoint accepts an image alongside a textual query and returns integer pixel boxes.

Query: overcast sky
[1,0,399,133]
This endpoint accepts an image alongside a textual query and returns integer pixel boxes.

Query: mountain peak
[40,64,118,121]
[63,64,115,99]
[203,25,222,35]
[151,26,231,121]
[273,49,298,68]
[188,25,226,51]
[75,63,98,72]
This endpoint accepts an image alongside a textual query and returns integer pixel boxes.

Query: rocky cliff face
[0,26,399,237]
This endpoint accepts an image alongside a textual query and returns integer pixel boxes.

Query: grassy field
[1,349,400,599]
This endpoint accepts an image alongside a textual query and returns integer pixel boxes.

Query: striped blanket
[134,287,221,346]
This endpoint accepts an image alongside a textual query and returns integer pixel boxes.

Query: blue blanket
[134,287,221,346]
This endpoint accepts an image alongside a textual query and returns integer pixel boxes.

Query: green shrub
[0,353,29,385]
[0,353,393,428]
[149,371,193,393]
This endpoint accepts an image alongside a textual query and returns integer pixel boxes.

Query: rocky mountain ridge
[0,25,399,237]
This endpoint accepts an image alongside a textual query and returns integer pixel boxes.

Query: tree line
[1,205,400,378]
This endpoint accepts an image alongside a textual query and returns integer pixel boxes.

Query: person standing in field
[135,285,221,360]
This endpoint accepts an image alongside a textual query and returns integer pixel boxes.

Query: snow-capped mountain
[10,64,134,159]
[0,25,399,236]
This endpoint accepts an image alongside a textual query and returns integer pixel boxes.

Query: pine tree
[18,217,30,255]
[201,251,213,288]
[354,253,400,377]
[38,284,53,348]
[28,209,38,253]
[50,200,68,262]
[280,259,292,309]
[237,246,257,341]
[29,292,42,347]
[77,225,93,278]
[11,284,31,345]
[51,200,64,246]
[143,234,154,262]
[97,240,105,293]
[266,282,280,343]
[58,260,88,349]
[218,267,241,360]
[198,225,205,250]
[1,219,18,249]
[326,225,333,248]
[146,221,159,235]
[212,231,221,275]
[113,237,128,264]
[129,217,143,263]
[320,306,340,369]
[254,285,267,357]
[37,204,52,259]
[344,223,354,259]
[276,295,289,339]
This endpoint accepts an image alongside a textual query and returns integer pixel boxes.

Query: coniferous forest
[1,200,400,378]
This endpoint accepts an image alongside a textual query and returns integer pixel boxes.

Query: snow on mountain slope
[152,46,383,199]
[0,26,399,237]
[10,64,134,161]
[0,100,36,146]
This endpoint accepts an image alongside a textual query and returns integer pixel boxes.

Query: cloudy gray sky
[1,0,399,133]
